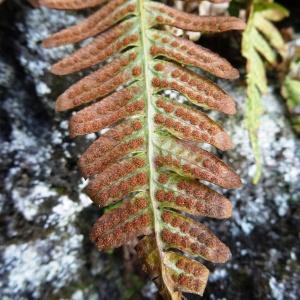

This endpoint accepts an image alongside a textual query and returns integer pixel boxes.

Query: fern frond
[281,46,300,134]
[41,0,245,298]
[282,75,300,133]
[242,0,289,184]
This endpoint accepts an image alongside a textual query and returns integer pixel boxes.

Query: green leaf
[254,2,289,21]
[282,76,300,134]
[242,0,288,183]
[252,28,277,64]
[254,14,286,56]
[283,76,300,109]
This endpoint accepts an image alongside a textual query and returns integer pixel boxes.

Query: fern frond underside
[41,0,244,298]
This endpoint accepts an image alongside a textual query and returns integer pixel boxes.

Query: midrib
[137,0,173,297]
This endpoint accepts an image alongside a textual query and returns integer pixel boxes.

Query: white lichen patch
[12,181,57,221]
[71,290,98,300]
[269,276,285,300]
[46,194,91,228]
[36,81,51,96]
[2,233,84,298]
[209,268,228,282]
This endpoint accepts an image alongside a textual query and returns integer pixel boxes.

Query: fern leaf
[242,0,288,184]
[41,0,245,298]
[281,48,300,134]
[282,75,300,133]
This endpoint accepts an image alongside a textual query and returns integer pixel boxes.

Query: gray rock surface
[0,1,299,300]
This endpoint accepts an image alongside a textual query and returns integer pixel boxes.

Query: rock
[0,1,299,300]
[0,1,130,300]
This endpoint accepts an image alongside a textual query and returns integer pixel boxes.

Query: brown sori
[40,0,245,298]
